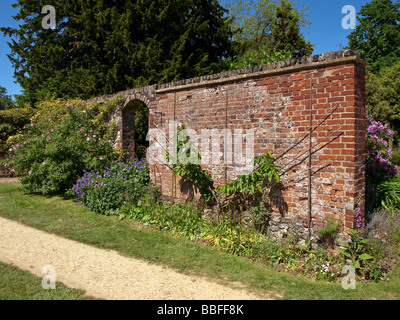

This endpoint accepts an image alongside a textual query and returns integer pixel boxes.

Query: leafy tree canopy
[224,0,313,60]
[366,60,400,135]
[0,86,15,110]
[347,0,400,74]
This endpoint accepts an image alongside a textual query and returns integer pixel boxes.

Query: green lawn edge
[0,181,399,300]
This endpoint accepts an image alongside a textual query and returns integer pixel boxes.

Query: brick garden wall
[92,50,367,243]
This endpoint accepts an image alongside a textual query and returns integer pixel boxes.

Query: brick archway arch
[123,93,152,110]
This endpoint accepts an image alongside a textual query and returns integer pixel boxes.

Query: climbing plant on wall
[166,124,281,231]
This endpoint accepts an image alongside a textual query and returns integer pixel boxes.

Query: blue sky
[0,0,370,99]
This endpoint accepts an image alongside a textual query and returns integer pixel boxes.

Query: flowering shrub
[73,158,152,215]
[2,97,124,194]
[366,115,398,181]
[365,115,399,212]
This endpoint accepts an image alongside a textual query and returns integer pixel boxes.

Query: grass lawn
[0,180,399,300]
[0,262,98,300]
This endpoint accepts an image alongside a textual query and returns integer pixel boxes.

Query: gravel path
[0,216,268,300]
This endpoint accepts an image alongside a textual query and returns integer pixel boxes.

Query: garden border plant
[1,96,126,195]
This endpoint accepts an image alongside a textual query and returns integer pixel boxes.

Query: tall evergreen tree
[1,0,233,104]
[270,0,313,59]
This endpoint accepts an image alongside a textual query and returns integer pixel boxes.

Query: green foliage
[225,0,312,63]
[0,107,34,152]
[224,47,292,71]
[167,124,217,203]
[133,102,149,159]
[347,0,400,75]
[270,0,314,58]
[251,235,342,282]
[391,147,400,166]
[2,97,123,194]
[166,124,280,233]
[1,0,233,104]
[218,152,280,197]
[337,229,382,280]
[366,208,400,266]
[0,86,15,110]
[249,196,272,233]
[366,61,400,134]
[375,176,400,210]
[317,218,340,248]
[74,159,152,215]
[118,194,210,241]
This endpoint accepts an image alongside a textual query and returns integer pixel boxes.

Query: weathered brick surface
[92,50,367,242]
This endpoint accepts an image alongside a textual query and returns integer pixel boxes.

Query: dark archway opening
[122,99,149,160]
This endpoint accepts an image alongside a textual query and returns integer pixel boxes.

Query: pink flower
[86,138,90,141]
[42,162,46,165]
[16,144,19,147]
[31,124,33,127]
[9,148,12,152]
[93,135,96,138]
[80,129,84,132]
[82,110,86,114]
[23,126,26,129]
[4,164,7,167]
[99,156,103,160]
[51,129,54,132]
[28,170,32,175]
[101,142,105,146]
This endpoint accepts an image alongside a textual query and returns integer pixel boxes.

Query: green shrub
[74,158,152,215]
[391,147,400,166]
[224,48,292,71]
[0,107,34,152]
[2,97,124,194]
[374,175,400,210]
[337,229,384,281]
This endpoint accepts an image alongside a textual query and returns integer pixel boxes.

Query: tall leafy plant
[166,124,217,204]
[166,124,281,232]
[365,115,399,211]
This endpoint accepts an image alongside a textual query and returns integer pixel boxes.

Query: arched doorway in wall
[122,99,149,160]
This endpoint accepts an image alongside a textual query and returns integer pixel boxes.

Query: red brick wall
[146,53,366,240]
[93,51,367,241]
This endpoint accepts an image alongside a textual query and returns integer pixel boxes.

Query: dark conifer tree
[1,0,233,104]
